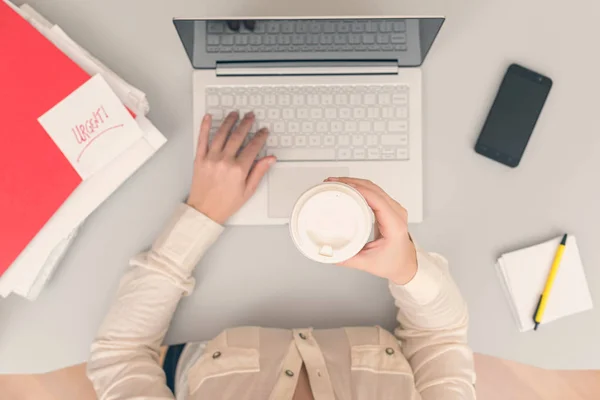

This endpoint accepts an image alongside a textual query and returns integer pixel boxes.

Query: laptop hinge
[215,61,398,76]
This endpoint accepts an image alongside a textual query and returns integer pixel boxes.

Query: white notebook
[496,236,593,332]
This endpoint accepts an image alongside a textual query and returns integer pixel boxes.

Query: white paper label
[38,74,144,179]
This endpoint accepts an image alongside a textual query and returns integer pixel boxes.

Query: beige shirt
[87,204,476,399]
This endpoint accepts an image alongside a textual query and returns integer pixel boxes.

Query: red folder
[0,2,90,275]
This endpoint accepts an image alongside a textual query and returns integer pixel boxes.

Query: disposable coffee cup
[290,182,373,264]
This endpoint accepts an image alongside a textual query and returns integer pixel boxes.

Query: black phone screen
[475,64,552,167]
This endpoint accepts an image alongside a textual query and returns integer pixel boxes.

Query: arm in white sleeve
[87,204,224,400]
[389,250,477,400]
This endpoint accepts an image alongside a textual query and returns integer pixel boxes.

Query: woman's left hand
[187,111,276,224]
[326,177,418,285]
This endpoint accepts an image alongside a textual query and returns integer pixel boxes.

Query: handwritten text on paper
[38,74,144,180]
[71,106,125,162]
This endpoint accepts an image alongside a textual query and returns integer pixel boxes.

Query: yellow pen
[533,234,567,330]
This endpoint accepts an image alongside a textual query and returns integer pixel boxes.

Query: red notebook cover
[0,2,90,275]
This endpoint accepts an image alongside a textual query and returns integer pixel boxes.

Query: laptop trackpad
[268,166,350,218]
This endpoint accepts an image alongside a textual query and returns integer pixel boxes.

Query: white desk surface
[2,0,600,374]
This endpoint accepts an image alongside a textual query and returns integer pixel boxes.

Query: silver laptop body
[174,17,444,225]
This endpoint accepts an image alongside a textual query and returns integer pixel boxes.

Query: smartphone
[475,64,552,167]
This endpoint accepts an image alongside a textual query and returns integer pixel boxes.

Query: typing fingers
[224,112,255,157]
[196,114,212,158]
[210,111,239,154]
[237,128,269,170]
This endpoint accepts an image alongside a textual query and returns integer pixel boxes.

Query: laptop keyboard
[205,19,408,53]
[206,84,410,161]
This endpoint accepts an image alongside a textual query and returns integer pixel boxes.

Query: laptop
[173,17,444,225]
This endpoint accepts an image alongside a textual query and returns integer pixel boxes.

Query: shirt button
[212,351,222,359]
[285,370,294,377]
[385,348,395,356]
[299,333,307,340]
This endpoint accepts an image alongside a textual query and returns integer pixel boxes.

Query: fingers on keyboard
[205,84,410,161]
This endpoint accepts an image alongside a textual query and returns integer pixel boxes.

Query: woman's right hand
[187,112,276,224]
[326,177,418,285]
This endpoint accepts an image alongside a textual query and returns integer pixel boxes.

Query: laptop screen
[174,18,444,69]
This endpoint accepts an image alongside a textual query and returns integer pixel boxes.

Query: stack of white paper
[0,1,167,300]
[496,235,594,332]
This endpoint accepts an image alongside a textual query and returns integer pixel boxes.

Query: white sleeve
[87,204,224,400]
[389,251,477,400]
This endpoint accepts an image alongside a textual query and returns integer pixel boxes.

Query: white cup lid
[290,183,373,264]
